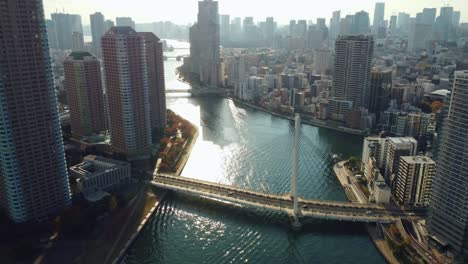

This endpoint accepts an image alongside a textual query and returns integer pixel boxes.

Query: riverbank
[174,127,198,176]
[110,114,199,264]
[333,161,399,264]
[111,191,167,264]
[177,67,366,136]
[74,183,161,264]
[228,97,368,136]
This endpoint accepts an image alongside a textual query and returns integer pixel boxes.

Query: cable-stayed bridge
[151,115,425,226]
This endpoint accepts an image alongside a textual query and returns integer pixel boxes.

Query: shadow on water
[158,192,368,236]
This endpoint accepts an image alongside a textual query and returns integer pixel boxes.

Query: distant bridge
[164,55,189,60]
[166,87,227,96]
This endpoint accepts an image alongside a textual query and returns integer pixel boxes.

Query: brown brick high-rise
[64,52,107,140]
[139,32,167,131]
[102,27,152,160]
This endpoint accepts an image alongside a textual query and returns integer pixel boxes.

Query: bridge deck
[152,174,424,223]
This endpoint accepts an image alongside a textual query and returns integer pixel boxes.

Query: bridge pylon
[291,113,302,229]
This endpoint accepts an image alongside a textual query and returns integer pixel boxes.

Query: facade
[453,11,461,27]
[72,31,84,51]
[353,11,370,34]
[329,11,341,40]
[430,71,468,256]
[328,99,353,122]
[373,171,391,204]
[397,12,410,35]
[384,137,418,187]
[314,48,332,75]
[422,8,436,26]
[90,12,106,57]
[189,0,221,86]
[102,27,152,159]
[63,52,107,140]
[333,35,374,109]
[0,0,71,223]
[389,15,397,36]
[45,19,58,49]
[70,155,130,197]
[374,179,391,204]
[307,25,324,50]
[139,32,167,131]
[372,2,385,33]
[364,155,391,204]
[394,156,435,207]
[116,17,135,29]
[369,68,392,114]
[408,20,432,52]
[220,14,230,44]
[434,6,455,41]
[229,56,247,97]
[263,17,276,43]
[362,136,389,176]
[51,13,83,50]
[105,20,115,31]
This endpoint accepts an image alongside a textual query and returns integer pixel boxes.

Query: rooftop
[337,35,373,41]
[105,26,137,35]
[388,137,418,144]
[429,89,451,97]
[67,51,94,60]
[70,155,129,179]
[401,156,435,165]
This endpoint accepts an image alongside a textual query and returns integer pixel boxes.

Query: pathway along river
[125,40,385,263]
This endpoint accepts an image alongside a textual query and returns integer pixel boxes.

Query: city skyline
[3,0,468,262]
[43,0,468,26]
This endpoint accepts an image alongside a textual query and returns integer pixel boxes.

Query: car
[227,192,234,196]
[408,212,415,216]
[366,211,373,215]
[302,205,309,209]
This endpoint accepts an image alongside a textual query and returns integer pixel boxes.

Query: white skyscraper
[430,70,468,256]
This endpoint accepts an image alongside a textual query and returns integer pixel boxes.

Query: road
[151,174,424,223]
[333,161,368,204]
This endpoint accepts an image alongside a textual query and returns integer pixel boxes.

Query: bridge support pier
[291,214,302,230]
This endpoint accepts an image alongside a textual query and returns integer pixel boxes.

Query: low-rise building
[373,174,391,204]
[70,155,131,200]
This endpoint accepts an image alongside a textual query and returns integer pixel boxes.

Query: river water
[125,40,385,263]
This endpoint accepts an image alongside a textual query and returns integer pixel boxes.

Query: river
[124,40,385,263]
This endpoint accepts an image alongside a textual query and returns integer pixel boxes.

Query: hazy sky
[43,0,467,26]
